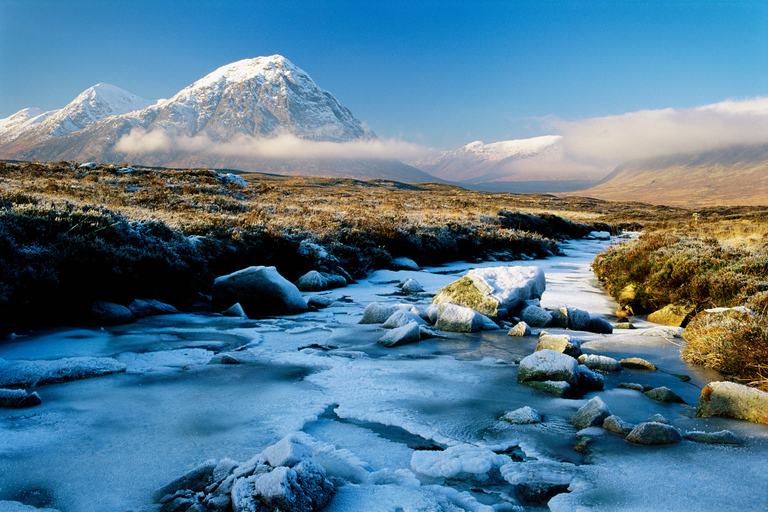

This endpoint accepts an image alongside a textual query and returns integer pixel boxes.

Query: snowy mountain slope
[0,84,153,144]
[0,56,435,183]
[411,135,564,183]
[0,107,56,143]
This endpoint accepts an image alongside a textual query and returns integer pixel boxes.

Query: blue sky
[1,0,766,149]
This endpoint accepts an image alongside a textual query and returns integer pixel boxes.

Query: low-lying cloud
[555,96,768,163]
[115,128,433,161]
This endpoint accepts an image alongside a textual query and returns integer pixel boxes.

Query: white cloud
[553,96,768,163]
[114,128,433,161]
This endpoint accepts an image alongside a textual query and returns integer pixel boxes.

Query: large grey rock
[91,301,134,325]
[645,386,686,404]
[391,257,419,270]
[127,299,178,319]
[359,302,397,324]
[0,388,41,408]
[213,266,308,317]
[587,316,613,334]
[378,321,421,348]
[520,305,552,327]
[566,308,591,331]
[696,381,768,424]
[535,334,582,358]
[382,309,428,329]
[432,266,546,318]
[625,422,682,445]
[434,303,498,333]
[578,354,622,372]
[517,349,580,387]
[602,415,635,436]
[571,396,612,429]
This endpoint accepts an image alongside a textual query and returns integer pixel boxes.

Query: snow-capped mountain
[0,55,437,182]
[411,135,564,183]
[0,84,153,143]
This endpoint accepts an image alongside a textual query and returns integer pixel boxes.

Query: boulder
[571,396,612,429]
[587,231,611,240]
[213,266,308,317]
[307,296,334,309]
[645,414,668,424]
[613,322,636,330]
[431,266,545,318]
[683,430,742,445]
[648,302,697,327]
[575,365,604,391]
[359,302,397,324]
[566,308,592,331]
[520,305,552,327]
[517,349,580,387]
[617,382,650,392]
[127,299,178,319]
[578,354,622,372]
[0,388,41,408]
[295,271,328,291]
[645,387,686,404]
[602,415,635,436]
[620,357,657,371]
[322,273,348,289]
[382,309,428,329]
[587,316,613,334]
[507,321,532,337]
[434,303,498,333]
[391,257,420,270]
[501,406,542,424]
[535,334,582,358]
[91,301,135,325]
[378,322,421,348]
[400,278,424,293]
[625,422,682,445]
[425,304,439,324]
[695,381,768,424]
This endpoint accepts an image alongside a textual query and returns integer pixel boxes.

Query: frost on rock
[359,302,397,324]
[378,321,421,348]
[434,303,498,333]
[0,388,41,408]
[501,406,542,424]
[432,266,545,318]
[410,443,509,479]
[156,433,334,512]
[0,357,126,387]
[212,266,308,317]
[517,349,580,387]
[382,309,428,329]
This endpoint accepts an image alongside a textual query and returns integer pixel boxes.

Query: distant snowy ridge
[0,83,153,143]
[459,135,563,162]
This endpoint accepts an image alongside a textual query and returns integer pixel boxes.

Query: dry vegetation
[1,160,622,331]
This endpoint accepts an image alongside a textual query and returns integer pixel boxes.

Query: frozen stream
[1,237,767,511]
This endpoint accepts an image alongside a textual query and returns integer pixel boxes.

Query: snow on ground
[1,237,767,512]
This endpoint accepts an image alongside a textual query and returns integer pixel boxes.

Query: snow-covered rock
[501,406,542,424]
[399,278,424,293]
[520,304,552,327]
[431,266,545,318]
[602,415,635,436]
[220,173,248,188]
[378,321,421,348]
[0,357,126,387]
[295,270,328,292]
[213,266,308,316]
[410,444,509,479]
[683,430,742,445]
[587,231,611,240]
[517,349,580,387]
[390,257,420,271]
[577,354,622,372]
[696,381,768,424]
[0,388,41,408]
[359,302,397,324]
[223,302,249,318]
[434,303,499,333]
[382,310,428,329]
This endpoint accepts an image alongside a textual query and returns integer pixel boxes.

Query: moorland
[1,159,767,389]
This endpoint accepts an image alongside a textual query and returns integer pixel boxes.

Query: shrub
[682,310,768,391]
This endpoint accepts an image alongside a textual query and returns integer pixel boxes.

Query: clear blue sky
[1,0,766,148]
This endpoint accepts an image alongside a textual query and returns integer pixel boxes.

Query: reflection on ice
[1,237,767,512]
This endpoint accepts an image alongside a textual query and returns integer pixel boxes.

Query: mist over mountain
[574,143,768,206]
[0,56,434,183]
